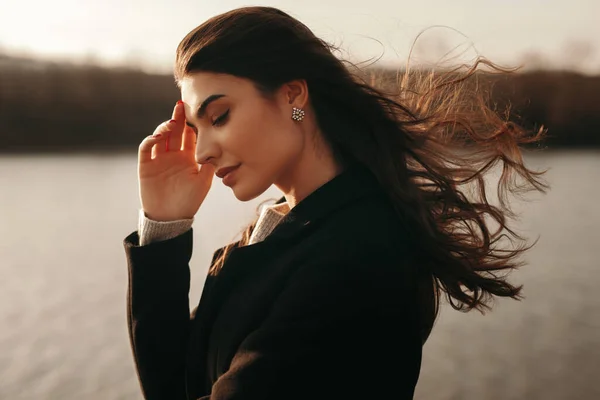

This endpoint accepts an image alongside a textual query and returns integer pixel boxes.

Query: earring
[291,107,305,122]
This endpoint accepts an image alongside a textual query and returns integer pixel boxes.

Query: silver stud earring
[291,107,305,122]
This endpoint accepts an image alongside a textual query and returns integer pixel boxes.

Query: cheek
[251,126,302,168]
[229,111,301,163]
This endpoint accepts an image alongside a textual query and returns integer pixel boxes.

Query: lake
[0,151,598,399]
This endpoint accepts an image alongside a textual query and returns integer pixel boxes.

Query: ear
[281,79,309,108]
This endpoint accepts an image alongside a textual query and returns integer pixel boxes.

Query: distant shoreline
[1,55,600,149]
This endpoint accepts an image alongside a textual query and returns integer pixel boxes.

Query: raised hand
[137,101,215,221]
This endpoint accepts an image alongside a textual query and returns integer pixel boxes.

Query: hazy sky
[1,0,598,74]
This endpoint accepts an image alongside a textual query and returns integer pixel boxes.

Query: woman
[123,6,548,400]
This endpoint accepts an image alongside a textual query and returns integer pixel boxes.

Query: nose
[195,132,220,165]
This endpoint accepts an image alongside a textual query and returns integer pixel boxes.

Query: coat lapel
[186,162,385,397]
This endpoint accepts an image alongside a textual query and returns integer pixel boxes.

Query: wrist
[138,209,194,246]
[142,210,194,222]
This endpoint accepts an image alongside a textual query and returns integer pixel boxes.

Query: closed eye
[212,109,230,127]
[185,109,229,133]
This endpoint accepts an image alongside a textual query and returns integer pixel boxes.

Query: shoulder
[285,194,417,303]
[303,191,414,268]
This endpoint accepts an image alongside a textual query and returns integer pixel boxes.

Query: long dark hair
[173,6,548,335]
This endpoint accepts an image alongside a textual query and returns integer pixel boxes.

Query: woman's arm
[123,228,194,400]
[200,249,422,400]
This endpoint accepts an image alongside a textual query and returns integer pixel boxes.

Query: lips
[216,164,240,179]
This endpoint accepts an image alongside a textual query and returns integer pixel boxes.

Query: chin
[231,180,271,202]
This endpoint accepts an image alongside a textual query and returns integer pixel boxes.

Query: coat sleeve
[199,249,423,400]
[123,229,194,400]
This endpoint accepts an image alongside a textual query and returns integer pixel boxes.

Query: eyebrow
[186,94,226,129]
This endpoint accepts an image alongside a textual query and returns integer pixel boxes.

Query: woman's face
[180,72,305,202]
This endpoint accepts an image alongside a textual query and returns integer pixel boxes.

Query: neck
[275,143,344,209]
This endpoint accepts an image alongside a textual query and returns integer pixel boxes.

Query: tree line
[1,55,598,153]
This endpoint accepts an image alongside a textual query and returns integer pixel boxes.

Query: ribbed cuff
[137,209,194,246]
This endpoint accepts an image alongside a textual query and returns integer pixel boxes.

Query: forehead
[180,72,252,106]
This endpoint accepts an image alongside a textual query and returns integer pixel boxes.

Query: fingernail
[177,100,184,105]
[169,119,176,124]
[153,133,162,138]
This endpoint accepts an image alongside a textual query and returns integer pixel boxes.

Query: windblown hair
[173,6,548,337]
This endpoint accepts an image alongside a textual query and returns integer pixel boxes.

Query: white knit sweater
[137,201,291,247]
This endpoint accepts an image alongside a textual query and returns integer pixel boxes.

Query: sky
[0,0,598,74]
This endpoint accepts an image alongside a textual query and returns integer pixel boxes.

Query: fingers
[167,101,185,151]
[149,121,171,155]
[182,125,197,151]
[138,133,166,163]
[138,101,189,163]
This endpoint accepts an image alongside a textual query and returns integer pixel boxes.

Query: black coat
[123,163,425,400]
